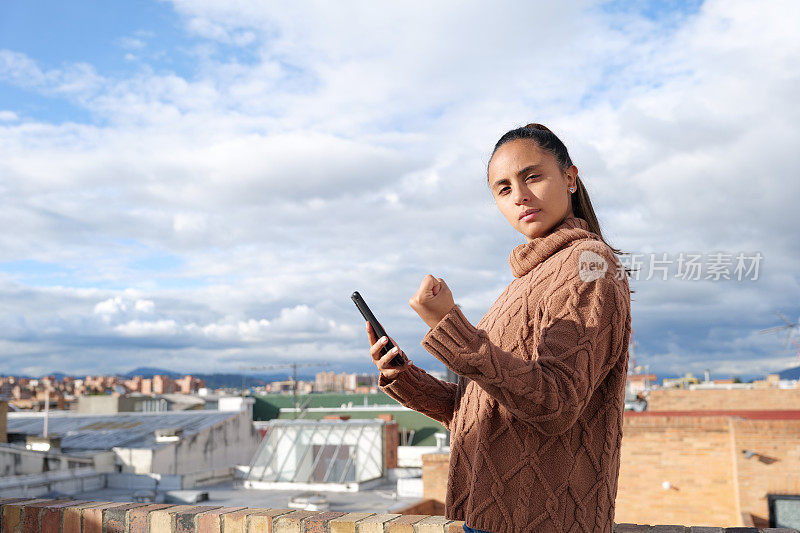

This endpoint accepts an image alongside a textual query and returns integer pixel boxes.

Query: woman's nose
[513,186,530,204]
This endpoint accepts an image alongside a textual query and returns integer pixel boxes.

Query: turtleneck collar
[508,216,600,278]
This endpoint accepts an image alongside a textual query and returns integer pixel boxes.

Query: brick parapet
[1,498,798,532]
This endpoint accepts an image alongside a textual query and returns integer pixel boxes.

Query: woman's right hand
[366,321,411,381]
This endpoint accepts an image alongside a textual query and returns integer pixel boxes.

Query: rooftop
[68,479,419,513]
[6,409,239,450]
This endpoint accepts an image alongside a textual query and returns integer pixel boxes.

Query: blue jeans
[463,524,493,533]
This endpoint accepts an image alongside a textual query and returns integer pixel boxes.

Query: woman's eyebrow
[492,164,543,188]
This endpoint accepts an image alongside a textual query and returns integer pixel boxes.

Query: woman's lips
[520,210,541,222]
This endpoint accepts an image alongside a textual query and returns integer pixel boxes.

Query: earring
[569,187,576,193]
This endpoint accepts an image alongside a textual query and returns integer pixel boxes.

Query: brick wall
[421,452,449,506]
[379,414,399,470]
[0,499,467,533]
[1,498,796,532]
[615,414,800,528]
[616,415,739,527]
[732,418,800,525]
[648,388,800,411]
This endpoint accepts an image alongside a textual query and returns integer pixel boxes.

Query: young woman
[367,123,632,533]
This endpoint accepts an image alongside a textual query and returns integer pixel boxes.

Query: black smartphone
[351,291,406,366]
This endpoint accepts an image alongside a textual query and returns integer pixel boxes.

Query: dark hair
[489,122,636,289]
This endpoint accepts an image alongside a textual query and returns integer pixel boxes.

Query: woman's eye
[498,176,538,194]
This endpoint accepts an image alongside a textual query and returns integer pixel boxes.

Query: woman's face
[488,139,577,243]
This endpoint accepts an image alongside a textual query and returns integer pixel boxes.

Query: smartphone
[351,291,406,366]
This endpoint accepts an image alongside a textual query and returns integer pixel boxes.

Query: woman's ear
[565,165,578,190]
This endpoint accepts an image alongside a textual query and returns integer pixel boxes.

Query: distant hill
[122,367,318,389]
[778,365,800,380]
[124,367,180,378]
[2,366,369,389]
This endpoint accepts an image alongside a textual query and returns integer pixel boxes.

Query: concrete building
[76,393,207,413]
[6,409,260,476]
[202,395,255,416]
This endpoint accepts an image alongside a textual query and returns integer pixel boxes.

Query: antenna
[238,362,333,413]
[759,311,800,361]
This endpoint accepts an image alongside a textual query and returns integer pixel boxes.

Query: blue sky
[1,0,799,380]
[0,1,214,79]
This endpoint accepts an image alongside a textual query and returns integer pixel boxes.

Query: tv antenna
[238,362,333,410]
[759,311,800,361]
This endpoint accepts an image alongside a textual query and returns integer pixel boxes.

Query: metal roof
[6,410,238,451]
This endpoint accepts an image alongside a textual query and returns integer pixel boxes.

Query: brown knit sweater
[379,216,631,533]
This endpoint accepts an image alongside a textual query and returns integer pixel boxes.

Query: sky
[1,0,799,380]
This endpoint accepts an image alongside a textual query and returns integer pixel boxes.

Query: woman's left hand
[409,274,456,329]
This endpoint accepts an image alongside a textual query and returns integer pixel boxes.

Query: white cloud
[0,0,798,377]
[117,37,147,51]
[94,297,128,316]
[115,318,180,337]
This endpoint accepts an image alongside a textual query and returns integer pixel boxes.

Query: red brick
[175,506,223,533]
[242,508,295,533]
[305,511,347,533]
[195,507,246,533]
[21,499,71,533]
[3,499,51,533]
[128,504,174,533]
[40,500,92,533]
[62,502,115,533]
[102,502,152,533]
[83,503,128,533]
[0,499,33,533]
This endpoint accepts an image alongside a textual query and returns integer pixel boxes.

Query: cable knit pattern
[379,216,631,533]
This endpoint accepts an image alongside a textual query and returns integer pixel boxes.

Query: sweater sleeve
[420,272,628,436]
[378,362,458,432]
